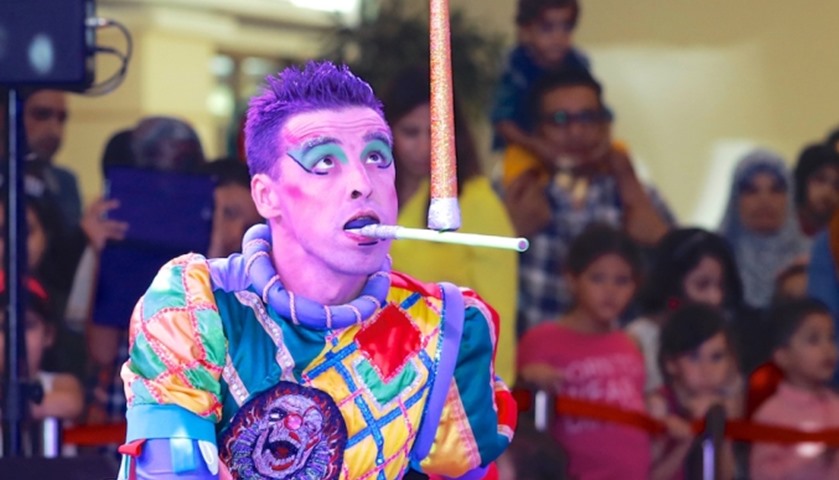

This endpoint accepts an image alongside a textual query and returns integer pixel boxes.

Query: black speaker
[0,456,119,479]
[0,0,96,88]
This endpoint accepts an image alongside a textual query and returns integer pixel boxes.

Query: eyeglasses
[542,108,613,128]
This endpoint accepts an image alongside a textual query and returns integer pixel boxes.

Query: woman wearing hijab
[719,149,808,310]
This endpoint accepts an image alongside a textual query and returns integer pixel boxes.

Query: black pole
[701,403,727,480]
[3,88,31,457]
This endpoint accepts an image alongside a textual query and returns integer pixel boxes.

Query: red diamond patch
[355,303,421,382]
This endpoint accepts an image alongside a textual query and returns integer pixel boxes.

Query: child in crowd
[792,143,839,237]
[772,261,809,304]
[0,274,84,422]
[652,304,741,480]
[517,224,650,479]
[491,0,590,177]
[497,418,568,480]
[0,193,61,286]
[627,228,742,394]
[750,299,839,479]
[0,193,87,379]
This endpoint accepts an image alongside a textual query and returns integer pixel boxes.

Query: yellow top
[390,176,519,384]
[502,143,549,188]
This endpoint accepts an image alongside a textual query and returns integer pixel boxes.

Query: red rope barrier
[63,423,126,446]
[514,389,839,445]
[62,390,839,449]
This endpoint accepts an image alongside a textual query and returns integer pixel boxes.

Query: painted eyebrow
[298,136,342,154]
[364,132,392,148]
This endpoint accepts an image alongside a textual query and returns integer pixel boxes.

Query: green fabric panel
[130,334,168,378]
[183,364,223,398]
[194,307,227,368]
[141,264,187,321]
[356,358,418,406]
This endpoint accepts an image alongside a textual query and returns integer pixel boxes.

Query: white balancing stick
[352,225,529,252]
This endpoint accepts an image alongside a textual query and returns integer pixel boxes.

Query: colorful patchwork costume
[118,224,516,479]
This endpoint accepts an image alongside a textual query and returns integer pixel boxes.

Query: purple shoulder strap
[410,282,464,463]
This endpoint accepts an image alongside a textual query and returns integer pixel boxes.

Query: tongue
[345,217,378,230]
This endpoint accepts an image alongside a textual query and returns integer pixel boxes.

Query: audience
[82,116,207,428]
[497,418,568,480]
[0,274,84,422]
[490,0,589,158]
[204,158,262,259]
[383,67,519,385]
[772,261,810,304]
[517,224,650,480]
[507,68,674,333]
[807,208,839,381]
[793,143,839,237]
[653,304,741,480]
[0,193,60,279]
[719,149,809,310]
[21,89,82,230]
[129,116,205,173]
[627,228,743,393]
[1,91,89,319]
[828,128,839,154]
[750,299,839,479]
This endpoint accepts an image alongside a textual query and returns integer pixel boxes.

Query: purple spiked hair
[244,61,384,176]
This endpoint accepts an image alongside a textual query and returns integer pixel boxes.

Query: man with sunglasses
[504,68,674,333]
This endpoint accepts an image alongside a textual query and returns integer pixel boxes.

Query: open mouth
[266,439,299,469]
[343,214,380,231]
[344,214,381,246]
[267,439,298,459]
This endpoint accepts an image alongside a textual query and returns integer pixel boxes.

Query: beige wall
[57,0,839,227]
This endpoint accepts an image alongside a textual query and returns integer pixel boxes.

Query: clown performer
[116,61,517,480]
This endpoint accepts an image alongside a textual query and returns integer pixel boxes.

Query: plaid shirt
[517,174,675,334]
[85,331,128,426]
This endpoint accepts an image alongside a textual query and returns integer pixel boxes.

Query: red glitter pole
[427,0,461,231]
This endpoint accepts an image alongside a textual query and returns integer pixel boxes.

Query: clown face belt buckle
[220,381,347,479]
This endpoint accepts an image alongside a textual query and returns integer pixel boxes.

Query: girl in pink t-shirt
[517,225,650,480]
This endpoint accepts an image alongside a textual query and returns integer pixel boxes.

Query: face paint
[266,107,397,280]
[360,138,394,169]
[287,140,349,175]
